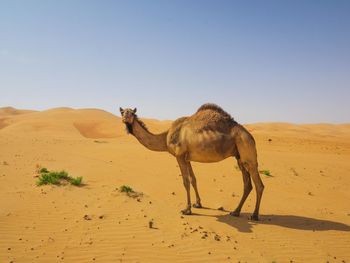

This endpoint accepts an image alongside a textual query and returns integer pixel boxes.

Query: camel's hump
[196,103,235,122]
[190,103,237,132]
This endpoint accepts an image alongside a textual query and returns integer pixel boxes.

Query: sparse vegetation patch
[119,185,134,193]
[259,169,272,177]
[36,167,83,186]
[118,185,143,198]
[70,176,83,186]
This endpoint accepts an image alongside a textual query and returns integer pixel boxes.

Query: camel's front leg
[188,162,202,208]
[177,156,192,215]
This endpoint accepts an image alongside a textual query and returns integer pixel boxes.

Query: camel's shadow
[201,212,350,233]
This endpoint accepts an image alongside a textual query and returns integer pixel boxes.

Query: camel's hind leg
[177,156,192,215]
[230,159,252,217]
[245,163,264,220]
[188,162,202,208]
[238,159,264,220]
[234,132,265,220]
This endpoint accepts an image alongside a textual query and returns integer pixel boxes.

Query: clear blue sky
[1,0,349,123]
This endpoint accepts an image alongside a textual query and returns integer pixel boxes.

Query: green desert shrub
[70,176,83,186]
[37,168,83,186]
[259,169,272,177]
[119,185,134,193]
[118,185,143,198]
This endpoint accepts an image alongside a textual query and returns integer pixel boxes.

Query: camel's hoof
[192,203,202,208]
[230,210,240,217]
[181,208,192,215]
[250,214,259,221]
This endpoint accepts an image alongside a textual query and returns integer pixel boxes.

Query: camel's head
[119,107,137,134]
[119,107,137,124]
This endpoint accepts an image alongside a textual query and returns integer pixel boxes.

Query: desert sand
[0,106,349,263]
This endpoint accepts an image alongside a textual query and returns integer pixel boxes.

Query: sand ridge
[0,107,349,262]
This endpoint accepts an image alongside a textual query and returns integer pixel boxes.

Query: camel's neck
[130,119,168,152]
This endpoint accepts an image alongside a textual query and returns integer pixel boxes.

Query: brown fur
[196,103,236,123]
[169,117,187,145]
[134,115,149,131]
[120,104,264,220]
[190,103,237,133]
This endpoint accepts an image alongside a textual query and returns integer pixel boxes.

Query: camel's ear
[133,108,137,114]
[119,107,124,114]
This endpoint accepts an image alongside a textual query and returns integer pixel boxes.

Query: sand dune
[247,122,350,139]
[0,107,122,138]
[0,107,171,139]
[0,106,36,117]
[0,107,349,262]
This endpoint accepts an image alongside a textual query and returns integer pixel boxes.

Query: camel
[119,103,264,220]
